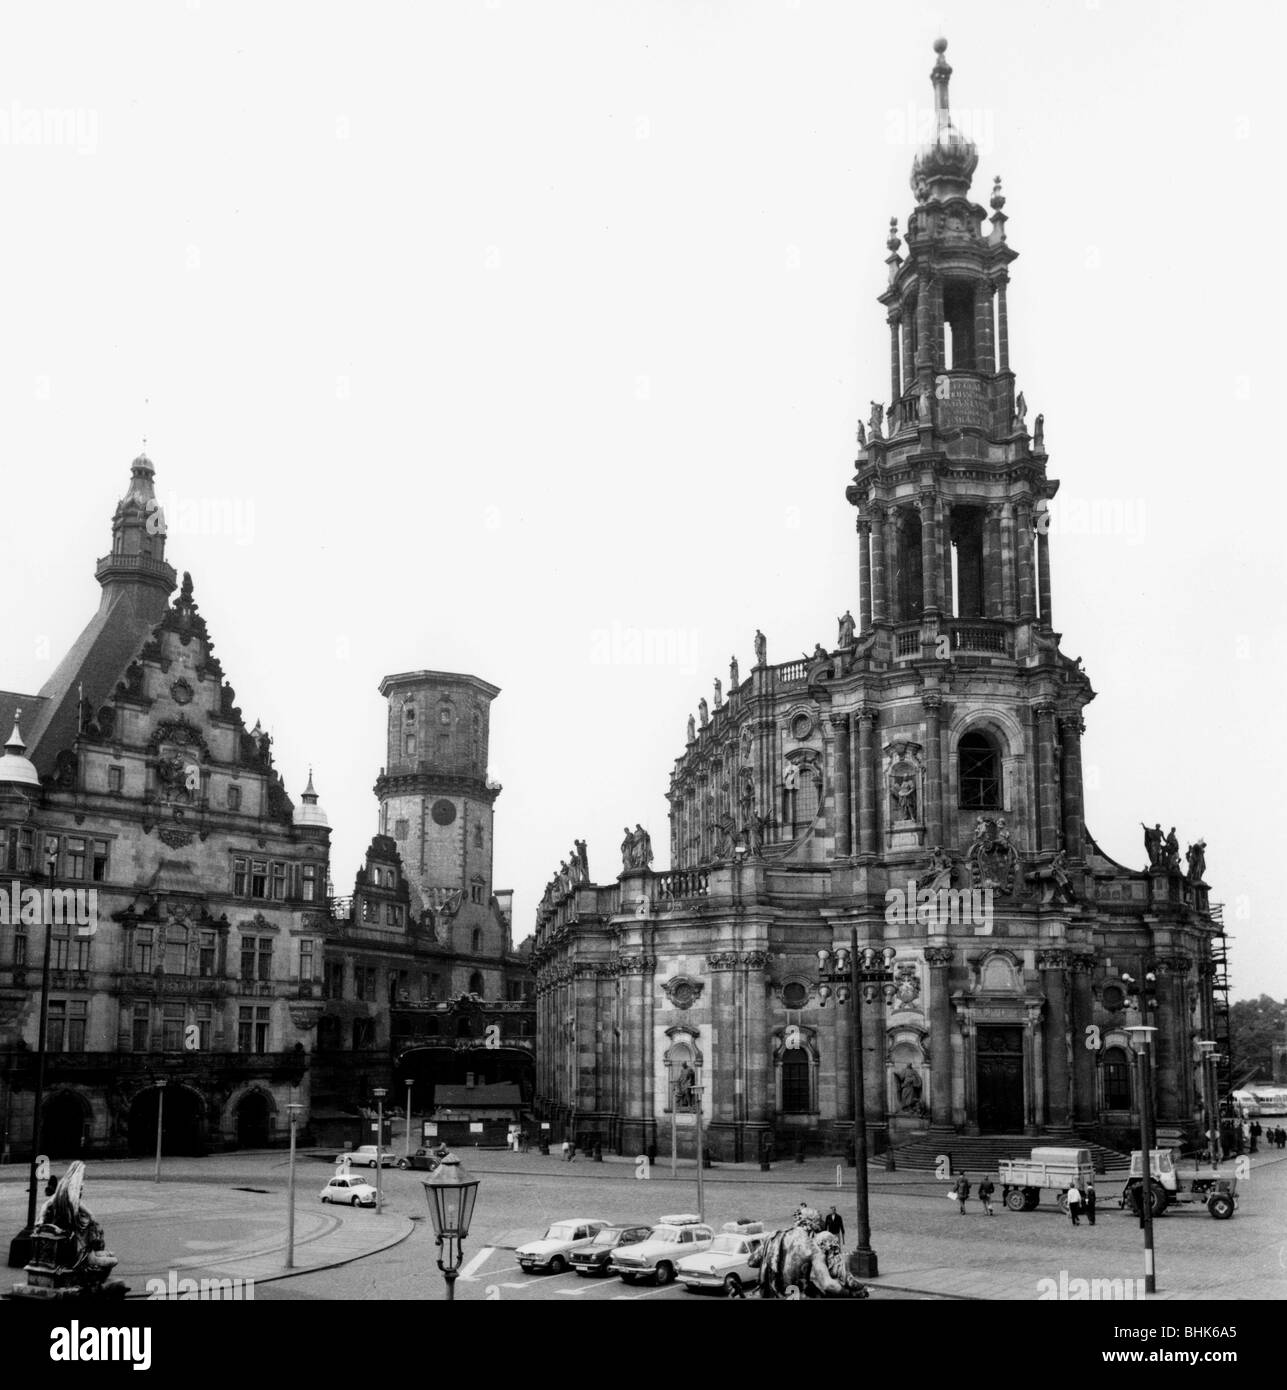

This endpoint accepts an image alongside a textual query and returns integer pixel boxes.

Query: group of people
[951,1174,997,1216]
[949,1174,1097,1225]
[1253,1121,1287,1151]
[793,1201,846,1242]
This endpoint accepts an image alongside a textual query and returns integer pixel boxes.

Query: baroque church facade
[0,456,532,1159]
[531,41,1225,1161]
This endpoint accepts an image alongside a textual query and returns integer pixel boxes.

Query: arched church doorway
[128,1085,205,1156]
[976,1025,1025,1132]
[43,1091,89,1158]
[235,1090,273,1149]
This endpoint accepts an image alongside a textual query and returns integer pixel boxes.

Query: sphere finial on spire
[909,35,978,202]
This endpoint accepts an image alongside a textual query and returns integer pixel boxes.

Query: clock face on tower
[431,799,456,826]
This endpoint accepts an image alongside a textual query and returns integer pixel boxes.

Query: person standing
[953,1174,971,1215]
[977,1176,995,1217]
[823,1206,845,1240]
[1066,1182,1082,1227]
[1084,1180,1096,1227]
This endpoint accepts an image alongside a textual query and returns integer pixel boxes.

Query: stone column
[869,506,888,624]
[919,493,939,619]
[862,979,888,1131]
[901,313,916,393]
[1034,703,1060,853]
[974,284,996,374]
[1058,715,1086,860]
[742,951,772,1133]
[1151,956,1190,1131]
[1025,1002,1045,1133]
[922,694,944,849]
[1016,499,1037,622]
[1038,950,1072,1130]
[957,1006,978,1134]
[940,502,954,619]
[857,519,872,632]
[1037,529,1053,628]
[925,947,954,1129]
[985,505,1003,618]
[1000,502,1018,621]
[916,275,934,377]
[706,953,739,1132]
[996,276,1010,371]
[829,715,851,859]
[856,708,878,855]
[888,315,901,404]
[883,508,900,622]
[1070,956,1097,1127]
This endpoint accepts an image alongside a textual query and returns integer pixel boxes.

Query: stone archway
[42,1090,91,1158]
[127,1084,206,1156]
[235,1089,273,1149]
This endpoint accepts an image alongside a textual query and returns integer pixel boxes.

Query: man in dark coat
[823,1206,845,1240]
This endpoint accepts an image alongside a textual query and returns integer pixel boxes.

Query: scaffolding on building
[1208,903,1234,1108]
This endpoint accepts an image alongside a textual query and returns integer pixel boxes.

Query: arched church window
[471,928,481,953]
[959,731,1001,809]
[469,971,484,996]
[781,1049,811,1113]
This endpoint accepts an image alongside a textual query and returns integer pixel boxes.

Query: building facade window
[781,1049,811,1113]
[301,864,317,902]
[108,765,124,793]
[195,1002,213,1050]
[353,1017,376,1050]
[91,839,109,882]
[959,731,1002,810]
[324,960,345,1000]
[299,939,315,981]
[240,936,272,982]
[47,1000,87,1052]
[468,971,484,996]
[165,924,188,975]
[133,929,154,974]
[199,931,217,977]
[250,860,268,899]
[132,1002,150,1052]
[66,837,86,879]
[227,784,242,811]
[1103,1050,1131,1110]
[233,857,247,896]
[271,862,287,901]
[238,1005,270,1053]
[162,1004,185,1051]
[14,924,27,967]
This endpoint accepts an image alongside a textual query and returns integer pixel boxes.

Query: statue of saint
[687,713,696,743]
[713,678,723,709]
[1034,413,1045,449]
[1015,391,1027,424]
[633,824,653,869]
[838,611,855,647]
[893,776,917,822]
[729,655,739,687]
[1186,840,1207,884]
[869,401,884,438]
[1164,826,1181,871]
[698,698,709,728]
[754,629,767,666]
[856,419,867,447]
[1141,822,1163,867]
[898,1065,923,1112]
[621,826,636,872]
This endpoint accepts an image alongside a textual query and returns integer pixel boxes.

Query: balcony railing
[951,622,1010,656]
[654,869,709,901]
[776,660,808,684]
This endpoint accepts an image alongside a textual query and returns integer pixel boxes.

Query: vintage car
[337,1146,397,1169]
[516,1219,609,1274]
[319,1176,379,1207]
[609,1214,715,1285]
[677,1221,766,1295]
[568,1224,654,1276]
[397,1148,442,1172]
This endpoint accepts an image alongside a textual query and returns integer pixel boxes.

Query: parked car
[397,1148,442,1172]
[609,1215,715,1285]
[677,1221,766,1295]
[516,1219,609,1274]
[568,1224,654,1276]
[338,1146,396,1169]
[320,1176,378,1207]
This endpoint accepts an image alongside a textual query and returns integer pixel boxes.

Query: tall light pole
[372,1087,387,1214]
[404,1080,414,1161]
[285,1101,303,1268]
[816,933,895,1280]
[153,1078,167,1183]
[692,1084,705,1221]
[1126,1024,1158,1295]
[1196,1040,1218,1169]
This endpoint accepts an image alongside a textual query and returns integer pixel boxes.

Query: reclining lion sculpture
[748,1207,869,1299]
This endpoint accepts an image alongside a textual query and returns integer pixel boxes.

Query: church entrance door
[976,1025,1024,1132]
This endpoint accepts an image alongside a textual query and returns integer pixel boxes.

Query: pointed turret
[94,451,178,599]
[294,767,330,828]
[0,711,41,788]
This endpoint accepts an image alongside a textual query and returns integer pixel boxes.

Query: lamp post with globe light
[423,1149,480,1300]
[285,1102,303,1268]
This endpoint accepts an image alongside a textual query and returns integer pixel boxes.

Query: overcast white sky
[2,0,1283,1001]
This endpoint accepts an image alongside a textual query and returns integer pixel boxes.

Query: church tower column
[900,312,916,393]
[1016,499,1037,621]
[1151,956,1190,1131]
[995,275,1010,371]
[1034,703,1061,853]
[919,493,941,619]
[1037,527,1053,628]
[922,694,944,847]
[974,283,996,374]
[940,502,954,617]
[1070,956,1097,1126]
[984,505,1004,617]
[742,951,772,1129]
[883,508,900,621]
[925,947,955,1129]
[1000,502,1018,620]
[829,715,852,858]
[888,314,902,403]
[869,507,889,623]
[856,708,878,855]
[1058,715,1086,859]
[1038,950,1072,1130]
[857,520,873,632]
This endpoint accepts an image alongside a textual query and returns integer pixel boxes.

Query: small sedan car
[320,1176,378,1207]
[338,1146,396,1169]
[397,1148,442,1172]
[609,1215,715,1285]
[516,1219,608,1274]
[678,1222,766,1295]
[569,1224,654,1276]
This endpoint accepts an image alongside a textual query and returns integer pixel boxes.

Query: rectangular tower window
[199,930,217,977]
[108,766,123,793]
[132,1002,151,1051]
[227,785,242,811]
[134,929,154,974]
[301,863,317,901]
[91,839,110,882]
[162,1004,185,1051]
[250,860,268,898]
[233,857,247,896]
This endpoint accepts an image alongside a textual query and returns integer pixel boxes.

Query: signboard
[469,1122,484,1134]
[540,1122,550,1130]
[422,1122,438,1140]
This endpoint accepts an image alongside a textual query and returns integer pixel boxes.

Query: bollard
[835,1164,843,1187]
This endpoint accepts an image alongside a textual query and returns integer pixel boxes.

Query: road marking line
[556,1287,592,1295]
[456,1246,494,1282]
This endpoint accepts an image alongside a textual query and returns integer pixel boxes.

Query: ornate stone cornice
[924,947,953,968]
[706,952,740,971]
[1058,714,1086,737]
[1153,956,1192,976]
[741,950,771,970]
[617,954,657,975]
[1070,954,1096,974]
[1036,949,1071,972]
[1033,702,1058,720]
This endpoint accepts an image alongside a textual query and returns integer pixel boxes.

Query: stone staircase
[889,1133,1131,1176]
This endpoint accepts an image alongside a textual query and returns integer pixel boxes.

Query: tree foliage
[1228,995,1287,1080]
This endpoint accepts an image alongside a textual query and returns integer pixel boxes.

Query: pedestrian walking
[823,1205,845,1240]
[560,1139,570,1161]
[1084,1181,1096,1226]
[953,1174,971,1215]
[1065,1182,1082,1226]
[977,1176,995,1216]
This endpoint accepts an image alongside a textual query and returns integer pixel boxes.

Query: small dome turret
[909,38,979,203]
[0,712,41,788]
[294,767,330,828]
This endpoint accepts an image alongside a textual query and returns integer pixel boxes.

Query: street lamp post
[1196,1041,1219,1169]
[1126,1024,1158,1295]
[404,1080,414,1162]
[423,1148,481,1300]
[285,1102,303,1269]
[7,842,58,1268]
[372,1088,387,1214]
[816,932,895,1280]
[692,1084,705,1222]
[153,1079,167,1183]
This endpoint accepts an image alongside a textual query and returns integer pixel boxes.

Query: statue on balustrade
[729,655,739,687]
[713,678,723,709]
[838,611,855,648]
[754,630,767,666]
[1163,827,1181,872]
[698,698,709,728]
[1141,821,1163,868]
[687,713,696,743]
[1186,839,1207,885]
